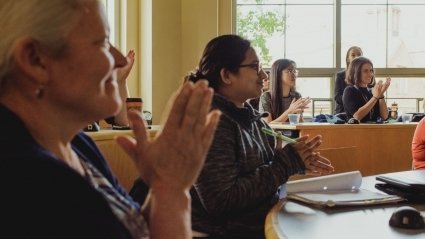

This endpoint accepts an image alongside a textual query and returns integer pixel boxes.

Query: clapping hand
[117,50,135,84]
[292,135,334,175]
[287,97,311,114]
[373,77,391,98]
[116,80,221,192]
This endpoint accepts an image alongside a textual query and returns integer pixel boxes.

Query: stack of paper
[282,171,404,208]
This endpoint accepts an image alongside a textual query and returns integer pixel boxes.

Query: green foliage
[236,1,285,66]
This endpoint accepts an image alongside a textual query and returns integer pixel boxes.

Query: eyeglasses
[284,69,299,75]
[238,62,262,74]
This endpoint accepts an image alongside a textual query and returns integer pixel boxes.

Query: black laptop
[375,170,425,202]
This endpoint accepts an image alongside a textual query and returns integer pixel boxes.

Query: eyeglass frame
[283,69,299,75]
[238,62,263,74]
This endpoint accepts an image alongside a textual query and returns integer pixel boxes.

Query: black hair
[184,34,251,91]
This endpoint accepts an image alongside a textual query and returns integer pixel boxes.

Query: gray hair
[0,0,87,90]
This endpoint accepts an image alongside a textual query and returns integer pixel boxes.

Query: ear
[12,37,49,85]
[220,68,232,85]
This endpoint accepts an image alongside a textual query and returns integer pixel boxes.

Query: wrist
[372,96,378,101]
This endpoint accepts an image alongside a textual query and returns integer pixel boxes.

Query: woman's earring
[35,86,45,99]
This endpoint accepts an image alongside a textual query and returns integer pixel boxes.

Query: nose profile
[259,68,268,80]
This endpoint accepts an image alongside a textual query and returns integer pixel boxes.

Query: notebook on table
[282,171,404,208]
[375,170,425,202]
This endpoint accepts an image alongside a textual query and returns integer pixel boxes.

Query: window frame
[233,0,425,114]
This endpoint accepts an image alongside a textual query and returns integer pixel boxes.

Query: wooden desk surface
[85,126,160,191]
[269,122,418,130]
[265,176,425,239]
[270,122,418,177]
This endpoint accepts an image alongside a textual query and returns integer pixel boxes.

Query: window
[236,0,425,116]
[100,0,116,44]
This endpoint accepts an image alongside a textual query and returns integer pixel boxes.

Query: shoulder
[343,85,356,93]
[336,70,346,82]
[336,70,345,77]
[260,91,271,100]
[72,133,118,186]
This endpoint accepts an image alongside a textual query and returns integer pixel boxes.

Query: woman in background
[259,59,310,123]
[342,56,390,122]
[185,34,333,238]
[334,46,363,114]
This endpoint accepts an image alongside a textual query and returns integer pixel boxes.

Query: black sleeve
[334,71,346,113]
[342,86,362,119]
[334,71,345,104]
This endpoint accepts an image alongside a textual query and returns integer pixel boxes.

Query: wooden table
[270,122,418,177]
[85,126,159,191]
[265,175,425,239]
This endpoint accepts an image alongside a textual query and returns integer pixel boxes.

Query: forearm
[271,112,289,123]
[378,99,389,119]
[149,187,192,239]
[271,109,294,123]
[353,97,378,120]
[113,81,130,126]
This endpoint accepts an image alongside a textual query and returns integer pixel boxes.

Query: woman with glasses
[184,34,334,239]
[342,56,390,122]
[259,59,311,123]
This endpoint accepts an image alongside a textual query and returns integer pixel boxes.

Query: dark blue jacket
[0,105,137,239]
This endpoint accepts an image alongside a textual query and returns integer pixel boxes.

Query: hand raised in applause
[116,80,221,192]
[373,77,391,98]
[287,97,311,114]
[117,50,135,84]
[292,135,334,175]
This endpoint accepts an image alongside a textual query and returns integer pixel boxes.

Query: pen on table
[261,127,297,144]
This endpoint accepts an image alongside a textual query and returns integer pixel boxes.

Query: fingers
[293,135,322,153]
[117,50,135,83]
[305,154,334,175]
[115,135,137,162]
[191,83,214,138]
[162,82,193,131]
[181,80,213,132]
[128,111,149,143]
[115,112,147,165]
[291,98,310,114]
[200,110,222,157]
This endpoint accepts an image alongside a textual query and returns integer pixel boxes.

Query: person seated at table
[246,70,270,110]
[412,116,425,170]
[259,59,311,123]
[184,34,334,239]
[342,56,390,123]
[334,46,363,114]
[0,0,221,238]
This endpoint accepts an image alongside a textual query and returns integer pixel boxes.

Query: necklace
[355,86,374,120]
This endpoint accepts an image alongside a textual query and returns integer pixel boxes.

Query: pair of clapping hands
[288,97,311,114]
[372,77,391,98]
[274,132,334,176]
[116,80,221,193]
